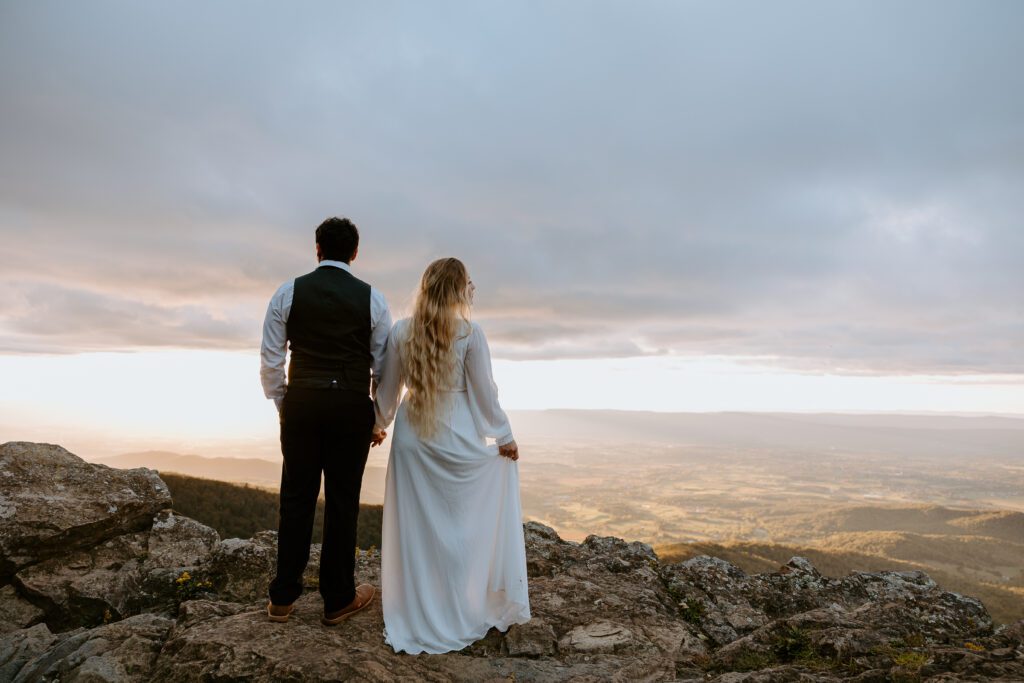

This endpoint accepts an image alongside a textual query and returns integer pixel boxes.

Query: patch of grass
[680,598,705,624]
[663,579,710,629]
[793,648,834,670]
[892,651,929,669]
[765,624,848,672]
[873,641,930,680]
[834,654,867,676]
[888,649,929,683]
[904,632,926,648]
[869,644,888,658]
[732,650,777,671]
[690,653,713,671]
[770,624,814,663]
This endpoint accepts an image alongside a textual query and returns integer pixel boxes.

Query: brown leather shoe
[321,584,375,626]
[267,601,294,623]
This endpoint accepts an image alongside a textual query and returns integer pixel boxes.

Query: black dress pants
[268,387,374,612]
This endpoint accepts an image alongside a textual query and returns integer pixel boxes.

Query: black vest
[286,265,372,393]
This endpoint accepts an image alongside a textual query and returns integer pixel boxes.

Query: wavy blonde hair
[402,257,472,437]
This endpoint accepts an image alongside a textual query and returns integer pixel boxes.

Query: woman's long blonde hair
[402,257,472,437]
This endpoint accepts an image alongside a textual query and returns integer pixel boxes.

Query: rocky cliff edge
[1,441,1022,682]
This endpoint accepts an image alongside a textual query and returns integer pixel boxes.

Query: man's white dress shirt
[260,260,392,412]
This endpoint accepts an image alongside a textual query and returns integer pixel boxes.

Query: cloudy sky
[2,1,1023,441]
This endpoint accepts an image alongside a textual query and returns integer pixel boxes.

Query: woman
[374,257,531,654]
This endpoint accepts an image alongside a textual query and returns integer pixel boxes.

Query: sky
[2,1,1023,450]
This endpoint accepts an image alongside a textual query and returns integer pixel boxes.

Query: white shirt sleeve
[465,322,515,446]
[259,281,293,402]
[373,320,405,430]
[369,287,392,395]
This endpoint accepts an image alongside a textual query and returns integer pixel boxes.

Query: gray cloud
[1,1,1022,374]
[0,282,254,353]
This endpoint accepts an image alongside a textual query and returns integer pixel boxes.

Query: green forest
[160,472,383,549]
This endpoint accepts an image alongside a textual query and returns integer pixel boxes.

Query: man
[260,217,391,625]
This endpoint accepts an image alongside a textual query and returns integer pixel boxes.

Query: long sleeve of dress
[374,322,405,430]
[465,322,515,446]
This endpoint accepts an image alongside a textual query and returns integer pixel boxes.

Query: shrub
[175,570,213,602]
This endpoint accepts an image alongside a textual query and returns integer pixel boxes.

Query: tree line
[160,472,383,549]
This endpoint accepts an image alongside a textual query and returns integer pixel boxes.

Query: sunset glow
[2,350,1022,459]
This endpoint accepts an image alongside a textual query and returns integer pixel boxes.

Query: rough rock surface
[0,585,44,636]
[10,507,222,633]
[0,614,173,682]
[14,529,151,631]
[0,441,171,581]
[1,442,1023,681]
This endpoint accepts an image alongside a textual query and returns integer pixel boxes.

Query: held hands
[370,427,387,448]
[498,440,519,461]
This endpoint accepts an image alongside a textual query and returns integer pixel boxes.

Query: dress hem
[383,605,532,656]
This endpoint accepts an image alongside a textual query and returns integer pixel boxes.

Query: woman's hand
[498,440,519,461]
[371,427,387,447]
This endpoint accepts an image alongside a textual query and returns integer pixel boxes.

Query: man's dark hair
[315,217,359,262]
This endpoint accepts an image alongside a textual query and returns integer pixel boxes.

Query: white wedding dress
[374,318,531,655]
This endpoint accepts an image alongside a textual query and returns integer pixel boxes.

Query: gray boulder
[13,530,149,631]
[144,509,220,572]
[9,510,221,632]
[0,442,170,581]
[204,530,279,603]
[205,531,337,603]
[0,614,172,683]
[138,510,221,614]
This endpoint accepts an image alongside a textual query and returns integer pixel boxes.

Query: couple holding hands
[259,217,530,655]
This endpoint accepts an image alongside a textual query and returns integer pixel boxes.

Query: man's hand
[498,440,519,461]
[371,427,387,448]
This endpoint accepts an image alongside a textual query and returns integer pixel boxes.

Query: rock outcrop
[0,442,170,582]
[1,441,1022,682]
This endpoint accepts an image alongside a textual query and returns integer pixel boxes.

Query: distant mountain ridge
[508,409,1024,457]
[95,451,282,487]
